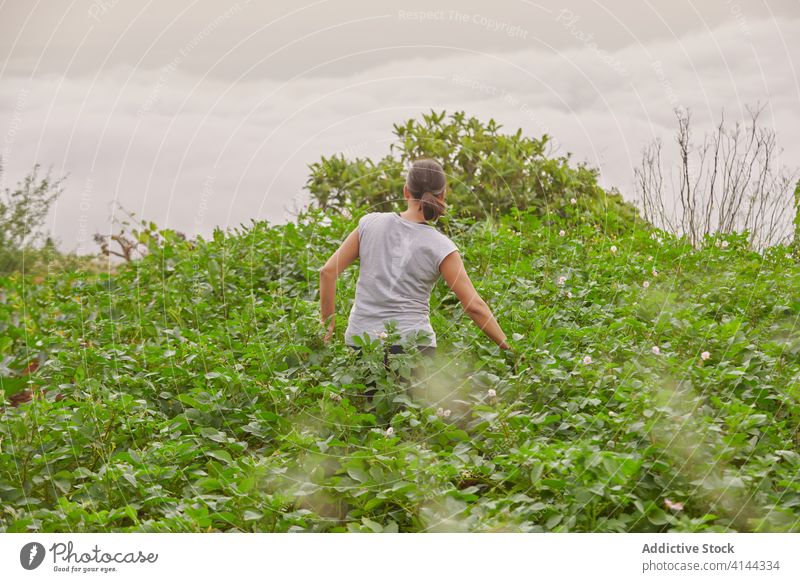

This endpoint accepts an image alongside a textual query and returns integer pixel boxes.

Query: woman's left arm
[319,227,360,344]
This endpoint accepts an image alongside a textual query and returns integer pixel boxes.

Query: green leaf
[206,450,233,464]
[346,467,369,483]
[362,517,383,533]
[0,376,28,397]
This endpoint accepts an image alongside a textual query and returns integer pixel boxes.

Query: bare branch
[634,103,796,251]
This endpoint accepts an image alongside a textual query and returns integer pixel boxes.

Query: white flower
[566,291,573,298]
[701,351,710,361]
[570,197,577,205]
[610,245,617,254]
[487,389,496,399]
[651,345,661,355]
[378,331,388,340]
[443,409,451,418]
[385,426,394,436]
[436,407,444,416]
[642,281,650,289]
[583,355,592,365]
[557,275,567,286]
[320,216,332,226]
[664,498,684,511]
[559,229,566,237]
[721,240,729,248]
[786,254,793,259]
[652,268,658,277]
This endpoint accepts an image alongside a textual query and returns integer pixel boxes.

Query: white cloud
[0,16,798,253]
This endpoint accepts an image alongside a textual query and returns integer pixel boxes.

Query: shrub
[305,110,640,234]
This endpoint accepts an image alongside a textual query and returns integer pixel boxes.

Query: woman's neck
[400,203,426,223]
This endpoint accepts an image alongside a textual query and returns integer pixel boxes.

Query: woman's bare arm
[439,251,509,349]
[319,227,360,343]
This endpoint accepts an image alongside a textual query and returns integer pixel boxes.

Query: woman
[319,158,510,369]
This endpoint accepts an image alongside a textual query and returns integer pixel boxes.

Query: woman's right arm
[439,251,509,349]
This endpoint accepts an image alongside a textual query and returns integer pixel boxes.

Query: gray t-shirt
[344,212,459,348]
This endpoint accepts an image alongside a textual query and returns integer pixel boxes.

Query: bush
[305,110,641,233]
[0,163,66,275]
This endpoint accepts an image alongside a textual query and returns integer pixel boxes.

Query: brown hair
[406,158,447,222]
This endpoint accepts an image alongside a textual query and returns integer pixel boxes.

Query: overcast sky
[1,0,798,253]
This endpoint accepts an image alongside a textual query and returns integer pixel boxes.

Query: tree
[0,161,66,274]
[635,105,798,250]
[305,110,640,230]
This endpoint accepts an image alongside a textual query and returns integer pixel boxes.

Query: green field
[1,201,799,532]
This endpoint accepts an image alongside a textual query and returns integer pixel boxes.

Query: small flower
[385,426,394,436]
[320,216,332,226]
[642,281,650,289]
[786,254,793,259]
[557,275,567,286]
[436,407,444,417]
[610,245,617,254]
[652,268,658,277]
[651,345,661,355]
[569,197,577,205]
[721,240,729,248]
[664,498,684,511]
[329,392,342,402]
[378,331,388,340]
[566,291,573,298]
[559,229,566,237]
[487,389,496,399]
[701,351,710,361]
[583,355,592,365]
[443,409,451,418]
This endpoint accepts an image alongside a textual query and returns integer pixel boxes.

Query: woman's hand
[440,252,508,348]
[500,338,525,372]
[321,316,335,345]
[319,225,360,347]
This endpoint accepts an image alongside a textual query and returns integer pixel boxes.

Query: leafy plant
[1,198,798,532]
[305,110,640,234]
[0,162,66,275]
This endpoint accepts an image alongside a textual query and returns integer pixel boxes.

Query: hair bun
[420,190,445,222]
[407,158,447,222]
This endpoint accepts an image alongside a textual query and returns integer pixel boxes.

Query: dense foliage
[1,198,798,532]
[0,163,71,276]
[306,110,639,232]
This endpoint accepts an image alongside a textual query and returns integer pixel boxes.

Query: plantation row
[0,204,798,532]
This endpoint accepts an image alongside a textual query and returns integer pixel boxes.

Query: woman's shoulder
[357,211,391,235]
[427,224,456,243]
[360,211,392,222]
[423,228,459,269]
[423,226,459,257]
